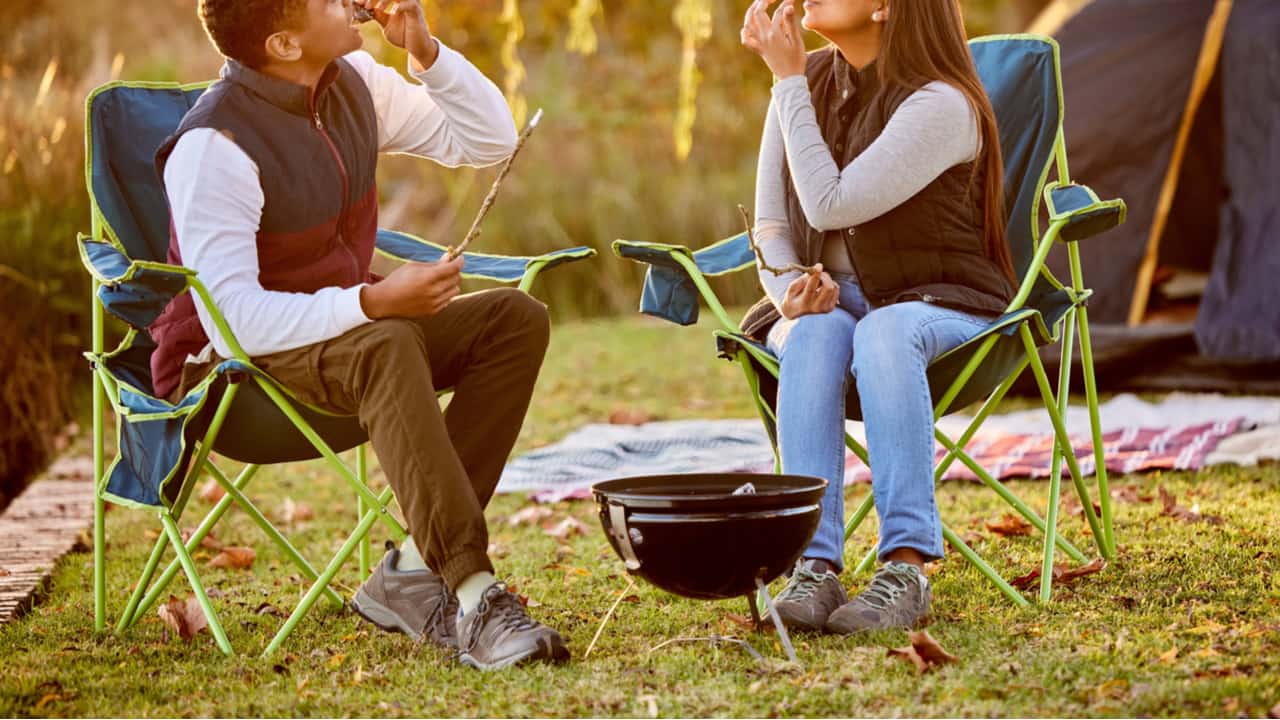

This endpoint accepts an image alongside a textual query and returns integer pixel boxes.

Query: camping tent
[1030,0,1280,366]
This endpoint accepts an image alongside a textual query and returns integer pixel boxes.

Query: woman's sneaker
[772,558,848,632]
[825,560,931,634]
[350,543,458,649]
[456,583,570,671]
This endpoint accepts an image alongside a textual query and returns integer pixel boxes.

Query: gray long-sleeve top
[753,74,979,306]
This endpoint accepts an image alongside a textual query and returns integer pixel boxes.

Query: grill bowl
[592,473,827,600]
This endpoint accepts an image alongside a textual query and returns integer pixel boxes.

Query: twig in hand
[737,204,817,276]
[447,108,544,260]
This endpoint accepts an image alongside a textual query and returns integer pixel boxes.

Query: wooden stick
[447,108,544,260]
[737,204,817,276]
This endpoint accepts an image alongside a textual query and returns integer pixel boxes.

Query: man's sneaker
[456,583,570,671]
[825,560,931,634]
[772,558,848,632]
[350,542,458,649]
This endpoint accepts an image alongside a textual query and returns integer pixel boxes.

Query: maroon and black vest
[741,48,1015,342]
[150,57,379,398]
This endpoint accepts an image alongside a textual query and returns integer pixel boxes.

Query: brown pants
[179,288,550,589]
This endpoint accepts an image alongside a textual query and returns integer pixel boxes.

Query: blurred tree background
[0,0,1048,502]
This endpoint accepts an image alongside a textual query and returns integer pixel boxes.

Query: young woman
[739,0,1017,633]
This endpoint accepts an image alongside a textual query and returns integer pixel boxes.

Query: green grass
[2,311,1279,717]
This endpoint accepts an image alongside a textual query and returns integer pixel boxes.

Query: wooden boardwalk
[0,476,95,624]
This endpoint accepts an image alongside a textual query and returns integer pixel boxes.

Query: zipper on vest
[313,111,360,279]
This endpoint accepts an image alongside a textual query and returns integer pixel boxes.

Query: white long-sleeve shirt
[753,75,979,306]
[164,44,517,362]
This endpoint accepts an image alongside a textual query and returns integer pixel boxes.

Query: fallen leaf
[507,505,553,527]
[1058,492,1102,522]
[34,693,62,710]
[1158,487,1224,525]
[1110,484,1153,504]
[157,595,208,641]
[327,652,346,668]
[199,479,226,503]
[985,514,1034,537]
[255,602,286,618]
[208,546,256,570]
[543,516,589,539]
[180,528,224,551]
[608,408,652,425]
[281,497,315,524]
[724,613,757,631]
[1155,646,1179,664]
[888,630,958,673]
[554,544,576,561]
[1011,558,1106,591]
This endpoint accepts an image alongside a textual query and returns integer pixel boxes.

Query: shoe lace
[857,563,919,610]
[423,589,459,642]
[776,560,829,602]
[475,587,539,637]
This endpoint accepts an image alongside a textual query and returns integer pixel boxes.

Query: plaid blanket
[497,394,1275,502]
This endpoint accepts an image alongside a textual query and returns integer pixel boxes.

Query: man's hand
[740,0,806,80]
[356,0,439,70]
[779,264,839,319]
[359,255,463,320]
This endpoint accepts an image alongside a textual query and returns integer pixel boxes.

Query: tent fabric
[1195,0,1280,360]
[1044,0,1280,361]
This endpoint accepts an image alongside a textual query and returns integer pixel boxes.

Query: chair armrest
[1044,182,1127,243]
[78,234,194,329]
[374,228,595,292]
[612,234,755,328]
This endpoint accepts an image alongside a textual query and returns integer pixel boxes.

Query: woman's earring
[871,10,885,22]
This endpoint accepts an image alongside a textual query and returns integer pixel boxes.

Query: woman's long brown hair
[876,0,1017,286]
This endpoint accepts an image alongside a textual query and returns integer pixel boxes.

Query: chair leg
[263,486,395,657]
[159,512,231,655]
[92,366,107,633]
[126,463,256,627]
[1040,308,1077,603]
[1019,326,1108,557]
[204,463,345,609]
[357,445,371,582]
[941,522,1029,608]
[117,530,171,632]
[1075,305,1116,557]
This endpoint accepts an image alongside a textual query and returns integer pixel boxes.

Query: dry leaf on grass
[985,514,1034,537]
[724,613,758,631]
[158,595,208,640]
[1059,492,1102,522]
[888,630,958,673]
[1111,484,1153,504]
[608,408,652,425]
[1158,487,1224,525]
[1155,646,1179,664]
[199,479,226,503]
[1011,557,1106,591]
[208,546,256,570]
[543,516,589,539]
[180,528,223,551]
[507,505,553,526]
[281,497,315,524]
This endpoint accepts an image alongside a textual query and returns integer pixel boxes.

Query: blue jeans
[766,273,991,571]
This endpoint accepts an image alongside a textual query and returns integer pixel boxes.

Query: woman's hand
[357,0,439,70]
[779,264,839,319]
[740,0,806,79]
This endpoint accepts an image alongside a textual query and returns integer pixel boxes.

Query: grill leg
[755,577,800,666]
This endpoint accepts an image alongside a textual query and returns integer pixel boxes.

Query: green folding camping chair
[82,80,596,655]
[614,35,1126,606]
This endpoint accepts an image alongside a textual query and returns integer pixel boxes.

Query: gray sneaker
[351,543,458,649]
[456,583,570,671]
[825,561,931,634]
[772,558,848,632]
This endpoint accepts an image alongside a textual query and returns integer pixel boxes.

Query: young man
[151,0,569,669]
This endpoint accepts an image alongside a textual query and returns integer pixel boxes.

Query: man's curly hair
[198,0,309,67]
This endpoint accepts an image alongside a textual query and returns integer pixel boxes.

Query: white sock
[455,571,498,615]
[395,538,431,572]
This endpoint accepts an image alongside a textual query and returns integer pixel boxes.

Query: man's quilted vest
[150,57,379,399]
